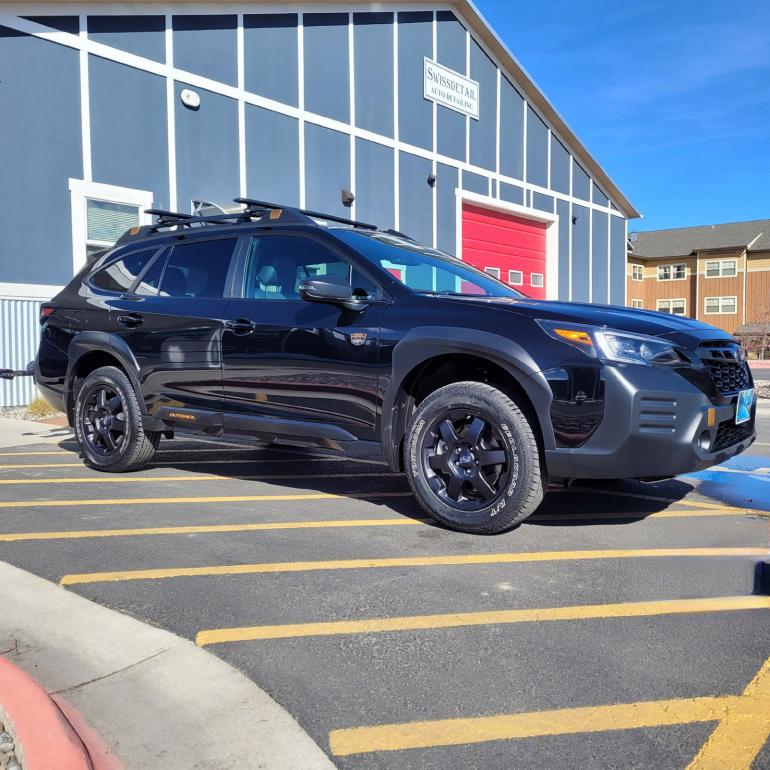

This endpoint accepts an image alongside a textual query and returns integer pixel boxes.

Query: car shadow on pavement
[52,439,697,531]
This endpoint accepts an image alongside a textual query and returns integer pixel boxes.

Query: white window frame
[484,266,501,279]
[704,296,737,315]
[631,298,643,309]
[656,298,686,315]
[657,263,687,281]
[508,269,523,286]
[631,264,643,281]
[705,259,737,278]
[69,179,153,275]
[456,190,559,300]
[530,272,544,288]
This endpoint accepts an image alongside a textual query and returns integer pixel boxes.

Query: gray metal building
[0,1,638,406]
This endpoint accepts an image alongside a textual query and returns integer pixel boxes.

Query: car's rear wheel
[74,366,160,472]
[404,381,545,534]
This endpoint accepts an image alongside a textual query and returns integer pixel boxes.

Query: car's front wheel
[404,381,545,534]
[74,366,160,472]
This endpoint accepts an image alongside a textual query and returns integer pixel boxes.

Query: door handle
[224,318,256,336]
[117,313,143,328]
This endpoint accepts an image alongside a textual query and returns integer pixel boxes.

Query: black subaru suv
[32,199,756,534]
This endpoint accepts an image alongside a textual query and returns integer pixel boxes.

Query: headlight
[538,321,681,366]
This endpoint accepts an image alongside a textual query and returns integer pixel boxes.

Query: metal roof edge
[455,0,640,220]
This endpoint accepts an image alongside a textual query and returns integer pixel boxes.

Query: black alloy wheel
[422,409,510,511]
[404,381,545,534]
[81,383,128,457]
[74,366,160,472]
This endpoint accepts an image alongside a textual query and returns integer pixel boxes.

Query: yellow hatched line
[0,517,425,542]
[196,595,770,646]
[0,490,411,510]
[329,654,770,764]
[0,471,399,485]
[59,547,768,586]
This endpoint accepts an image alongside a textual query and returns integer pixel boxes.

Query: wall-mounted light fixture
[180,89,201,110]
[427,173,437,187]
[341,189,355,207]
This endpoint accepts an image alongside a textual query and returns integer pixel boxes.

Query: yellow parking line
[0,456,384,470]
[686,656,770,769]
[329,696,743,757]
[0,517,425,542]
[59,547,768,586]
[0,490,412,510]
[196,595,770,646]
[329,654,770,761]
[0,450,73,457]
[534,505,769,521]
[0,471,398,485]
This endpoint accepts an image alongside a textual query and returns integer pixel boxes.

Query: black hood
[438,296,735,345]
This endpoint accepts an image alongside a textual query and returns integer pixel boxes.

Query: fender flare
[380,326,555,470]
[65,332,147,417]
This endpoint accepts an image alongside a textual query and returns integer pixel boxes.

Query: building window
[484,267,501,279]
[657,298,686,315]
[657,263,687,281]
[632,299,643,309]
[704,296,737,315]
[705,259,737,278]
[631,264,644,281]
[69,179,153,274]
[508,270,523,286]
[531,273,544,288]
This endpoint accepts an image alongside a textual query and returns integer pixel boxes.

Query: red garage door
[461,203,547,299]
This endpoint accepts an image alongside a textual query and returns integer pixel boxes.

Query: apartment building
[627,219,770,335]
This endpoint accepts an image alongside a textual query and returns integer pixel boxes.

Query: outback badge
[350,332,367,347]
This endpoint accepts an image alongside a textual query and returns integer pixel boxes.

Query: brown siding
[626,246,769,335]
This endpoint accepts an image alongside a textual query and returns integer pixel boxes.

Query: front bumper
[545,363,756,480]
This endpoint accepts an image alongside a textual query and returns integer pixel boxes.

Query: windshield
[333,230,525,298]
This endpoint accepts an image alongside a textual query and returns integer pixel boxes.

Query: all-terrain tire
[404,381,545,534]
[74,366,160,472]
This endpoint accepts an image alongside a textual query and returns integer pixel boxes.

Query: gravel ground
[0,725,21,770]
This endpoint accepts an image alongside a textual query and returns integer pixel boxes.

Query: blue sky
[476,0,770,232]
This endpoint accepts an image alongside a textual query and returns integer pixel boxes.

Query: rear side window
[89,249,159,294]
[159,239,237,298]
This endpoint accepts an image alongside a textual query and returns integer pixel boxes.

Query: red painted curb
[750,360,770,369]
[0,656,122,770]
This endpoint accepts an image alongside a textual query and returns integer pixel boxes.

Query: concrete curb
[0,561,336,770]
[0,655,93,770]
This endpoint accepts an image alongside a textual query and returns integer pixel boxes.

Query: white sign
[423,58,480,120]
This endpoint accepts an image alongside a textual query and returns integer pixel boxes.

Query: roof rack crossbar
[233,198,377,231]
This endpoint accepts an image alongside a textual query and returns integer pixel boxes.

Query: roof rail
[114,197,383,248]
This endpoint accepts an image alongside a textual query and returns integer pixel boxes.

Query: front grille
[712,420,754,452]
[703,360,751,395]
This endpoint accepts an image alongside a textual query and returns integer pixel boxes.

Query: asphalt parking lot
[0,414,768,770]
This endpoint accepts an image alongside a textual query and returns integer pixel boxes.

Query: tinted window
[90,249,159,293]
[134,250,168,296]
[242,236,380,301]
[159,238,237,298]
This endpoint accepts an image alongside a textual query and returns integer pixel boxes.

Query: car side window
[241,235,380,301]
[159,238,237,298]
[134,250,168,296]
[89,249,159,294]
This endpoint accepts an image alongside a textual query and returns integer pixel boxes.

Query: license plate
[735,388,754,424]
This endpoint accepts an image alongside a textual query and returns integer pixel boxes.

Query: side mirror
[299,276,366,311]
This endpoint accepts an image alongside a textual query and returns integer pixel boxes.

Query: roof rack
[234,198,378,231]
[113,197,381,247]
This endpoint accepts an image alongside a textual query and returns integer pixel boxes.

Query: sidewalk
[0,417,72,449]
[1,562,336,770]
